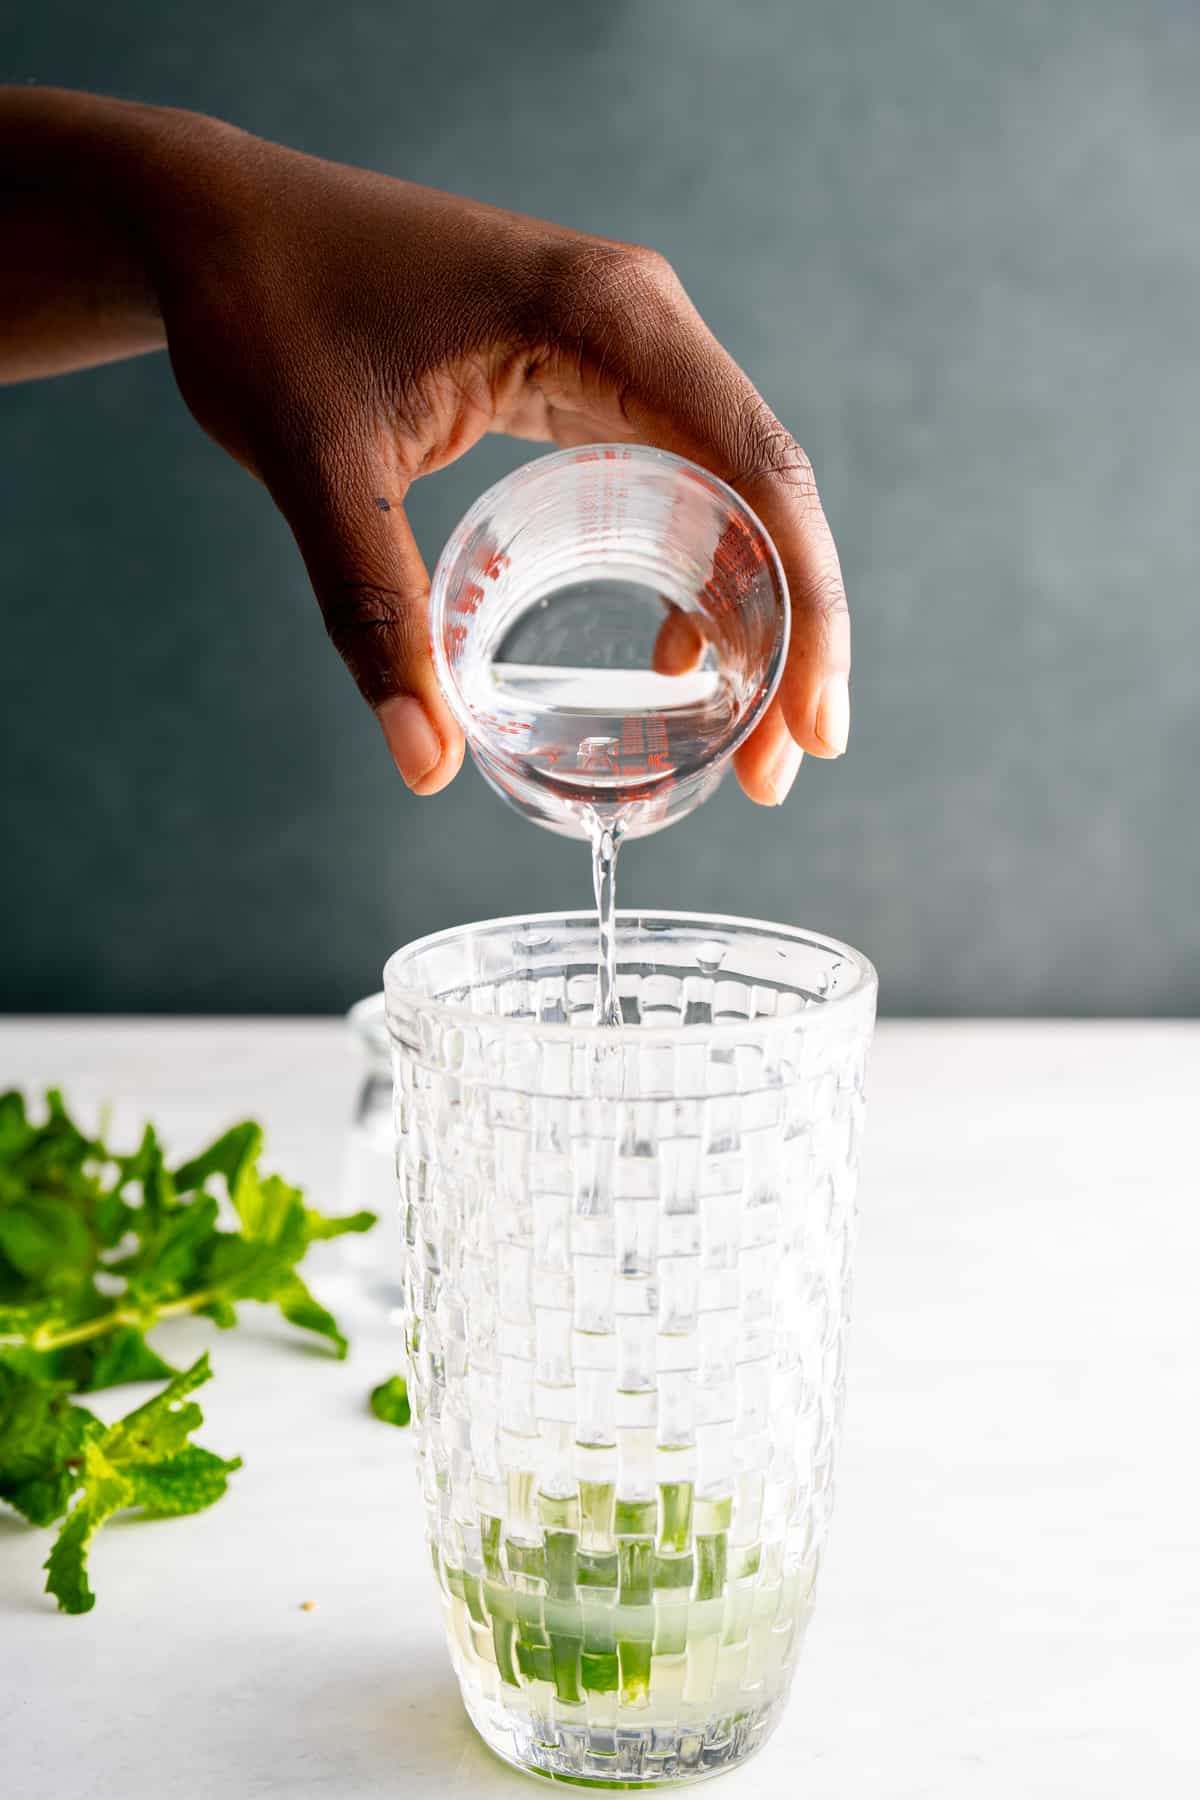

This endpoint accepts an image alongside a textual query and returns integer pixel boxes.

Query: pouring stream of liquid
[589,819,624,1029]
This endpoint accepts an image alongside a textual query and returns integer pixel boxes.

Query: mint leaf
[230,1167,307,1254]
[272,1273,349,1358]
[44,1436,134,1614]
[0,1362,99,1525]
[44,1354,237,1613]
[77,1327,179,1393]
[0,1197,93,1288]
[173,1121,263,1201]
[198,1298,238,1330]
[183,1163,364,1355]
[44,1495,107,1613]
[116,1123,174,1230]
[0,1090,33,1156]
[100,1351,212,1464]
[129,1445,242,1518]
[7,1455,89,1528]
[116,1192,221,1307]
[303,1207,376,1242]
[369,1375,411,1427]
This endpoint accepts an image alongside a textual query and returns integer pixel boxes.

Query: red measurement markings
[442,576,489,666]
[702,515,762,616]
[442,538,509,668]
[605,712,674,803]
[697,513,769,668]
[449,580,485,617]
[642,714,671,776]
[475,711,533,740]
[609,716,645,801]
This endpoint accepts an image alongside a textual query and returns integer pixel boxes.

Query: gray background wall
[2,0,1197,1015]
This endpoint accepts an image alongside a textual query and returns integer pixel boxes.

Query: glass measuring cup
[429,446,789,840]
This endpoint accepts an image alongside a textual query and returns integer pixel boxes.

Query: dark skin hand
[0,88,851,802]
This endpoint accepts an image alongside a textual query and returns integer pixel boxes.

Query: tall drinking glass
[385,911,877,1786]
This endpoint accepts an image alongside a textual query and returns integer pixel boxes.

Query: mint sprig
[0,1091,374,1378]
[0,1089,378,1611]
[40,1354,239,1614]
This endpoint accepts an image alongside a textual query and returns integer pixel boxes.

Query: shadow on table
[296,1653,533,1796]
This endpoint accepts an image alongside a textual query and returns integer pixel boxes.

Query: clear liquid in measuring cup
[456,575,741,844]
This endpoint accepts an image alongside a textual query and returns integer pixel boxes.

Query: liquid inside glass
[454,575,740,845]
[385,913,877,1786]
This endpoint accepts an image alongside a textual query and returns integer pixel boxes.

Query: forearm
[0,87,243,383]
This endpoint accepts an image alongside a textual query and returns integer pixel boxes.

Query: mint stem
[1,1288,223,1354]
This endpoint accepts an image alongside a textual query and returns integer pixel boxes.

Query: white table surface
[1,1019,1197,1798]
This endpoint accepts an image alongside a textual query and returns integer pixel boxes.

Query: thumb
[651,603,706,676]
[271,449,465,796]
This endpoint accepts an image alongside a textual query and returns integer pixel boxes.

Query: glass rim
[428,442,791,756]
[383,908,877,1045]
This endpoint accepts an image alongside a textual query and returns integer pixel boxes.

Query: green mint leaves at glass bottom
[438,1484,759,1711]
[369,1374,411,1427]
[0,1089,379,1612]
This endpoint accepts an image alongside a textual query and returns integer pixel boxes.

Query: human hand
[152,122,851,801]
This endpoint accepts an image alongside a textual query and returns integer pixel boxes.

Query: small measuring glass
[429,445,789,841]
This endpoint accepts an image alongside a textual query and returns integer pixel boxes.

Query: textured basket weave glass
[384,912,877,1786]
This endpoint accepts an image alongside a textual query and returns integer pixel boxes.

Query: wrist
[109,101,265,313]
[0,87,257,327]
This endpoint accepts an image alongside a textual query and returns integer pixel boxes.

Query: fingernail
[814,676,850,756]
[378,695,442,790]
[765,739,804,805]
